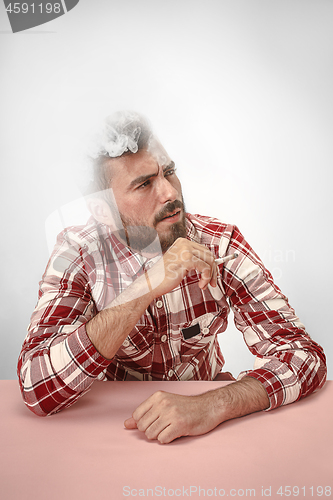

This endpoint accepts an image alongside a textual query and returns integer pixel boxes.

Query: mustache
[153,200,184,225]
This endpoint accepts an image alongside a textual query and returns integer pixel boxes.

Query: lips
[162,210,181,220]
[154,200,184,225]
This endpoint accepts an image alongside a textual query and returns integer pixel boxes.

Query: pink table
[1,380,332,499]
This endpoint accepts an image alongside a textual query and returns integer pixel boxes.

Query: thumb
[124,416,138,429]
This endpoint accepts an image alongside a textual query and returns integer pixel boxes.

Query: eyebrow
[129,161,175,189]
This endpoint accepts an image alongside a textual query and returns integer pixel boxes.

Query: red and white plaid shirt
[17,214,327,416]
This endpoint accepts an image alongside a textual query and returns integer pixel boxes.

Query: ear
[86,197,114,226]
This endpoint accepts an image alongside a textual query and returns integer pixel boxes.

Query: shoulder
[186,213,241,246]
[55,216,110,248]
[45,218,115,280]
[47,218,115,273]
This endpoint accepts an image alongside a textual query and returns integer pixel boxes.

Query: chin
[159,218,187,253]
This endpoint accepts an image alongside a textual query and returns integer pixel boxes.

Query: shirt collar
[186,214,200,243]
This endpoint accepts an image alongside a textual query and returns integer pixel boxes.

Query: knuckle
[173,237,186,251]
[160,398,170,409]
[179,248,190,260]
[132,410,139,421]
[152,390,165,403]
[137,421,146,432]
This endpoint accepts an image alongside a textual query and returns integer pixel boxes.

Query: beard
[117,198,187,254]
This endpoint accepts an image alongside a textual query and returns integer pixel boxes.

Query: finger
[190,242,215,264]
[132,398,154,423]
[186,243,217,288]
[162,241,217,291]
[207,261,218,289]
[124,417,138,429]
[143,416,167,441]
[213,259,219,283]
[192,258,216,289]
[172,239,215,267]
[135,410,161,433]
[157,424,180,444]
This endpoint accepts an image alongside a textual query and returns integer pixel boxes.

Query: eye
[138,179,150,189]
[164,168,176,177]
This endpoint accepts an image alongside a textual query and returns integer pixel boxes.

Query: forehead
[109,147,172,186]
[110,151,157,182]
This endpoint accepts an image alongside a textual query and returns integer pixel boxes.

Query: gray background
[0,0,332,379]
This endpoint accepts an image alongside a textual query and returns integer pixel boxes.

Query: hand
[123,378,270,444]
[148,238,218,298]
[124,390,223,444]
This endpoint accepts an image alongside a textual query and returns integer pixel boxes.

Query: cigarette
[215,252,239,265]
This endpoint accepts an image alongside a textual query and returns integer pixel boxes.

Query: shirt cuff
[66,323,112,378]
[242,368,287,411]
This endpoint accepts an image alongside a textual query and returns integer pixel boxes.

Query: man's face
[107,148,186,253]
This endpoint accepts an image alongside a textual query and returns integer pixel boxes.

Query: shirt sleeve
[17,229,111,417]
[220,225,327,410]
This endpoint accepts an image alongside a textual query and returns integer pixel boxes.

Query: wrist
[206,377,270,424]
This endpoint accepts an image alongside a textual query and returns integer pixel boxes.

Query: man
[18,111,327,444]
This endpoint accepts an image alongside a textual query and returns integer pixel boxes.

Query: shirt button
[202,327,209,335]
[122,339,130,347]
[161,334,167,343]
[156,300,163,308]
[168,369,174,378]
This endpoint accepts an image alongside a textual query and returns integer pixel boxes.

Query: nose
[156,173,178,204]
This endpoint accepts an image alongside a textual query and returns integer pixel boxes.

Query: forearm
[86,236,218,359]
[124,376,270,444]
[20,263,156,416]
[86,272,155,359]
[210,376,270,423]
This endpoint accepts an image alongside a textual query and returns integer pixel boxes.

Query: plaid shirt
[18,214,327,416]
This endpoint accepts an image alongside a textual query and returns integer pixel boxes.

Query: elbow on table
[18,369,80,418]
[18,381,57,417]
[19,383,81,418]
[17,351,79,417]
[23,399,51,417]
[17,363,51,417]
